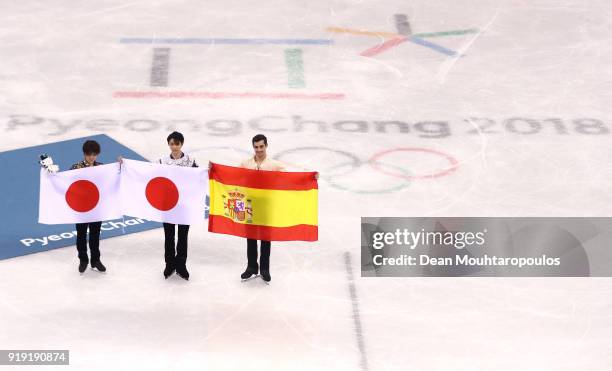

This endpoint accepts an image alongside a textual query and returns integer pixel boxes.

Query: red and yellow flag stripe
[208,163,318,241]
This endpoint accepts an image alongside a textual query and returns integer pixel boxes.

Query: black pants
[163,223,189,268]
[247,239,271,271]
[76,222,102,264]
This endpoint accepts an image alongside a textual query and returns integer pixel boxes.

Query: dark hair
[82,140,101,155]
[167,131,184,144]
[252,134,267,146]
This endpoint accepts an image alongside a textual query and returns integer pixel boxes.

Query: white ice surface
[0,1,611,370]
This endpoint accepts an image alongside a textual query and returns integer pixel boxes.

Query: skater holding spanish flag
[237,134,318,284]
[238,134,286,283]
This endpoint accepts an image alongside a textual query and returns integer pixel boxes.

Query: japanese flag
[120,159,208,225]
[38,164,122,224]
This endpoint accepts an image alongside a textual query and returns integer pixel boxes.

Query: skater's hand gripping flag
[38,164,122,224]
[120,159,208,225]
[208,163,318,241]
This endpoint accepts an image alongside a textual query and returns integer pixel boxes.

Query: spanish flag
[208,163,318,241]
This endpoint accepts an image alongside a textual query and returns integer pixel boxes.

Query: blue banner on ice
[0,134,161,260]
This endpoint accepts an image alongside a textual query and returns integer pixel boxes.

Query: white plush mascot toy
[39,154,59,174]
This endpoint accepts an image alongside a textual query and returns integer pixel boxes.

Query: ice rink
[1,1,611,370]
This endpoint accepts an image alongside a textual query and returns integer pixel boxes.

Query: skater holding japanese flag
[70,140,108,274]
[119,131,203,281]
[157,131,199,280]
[39,140,118,274]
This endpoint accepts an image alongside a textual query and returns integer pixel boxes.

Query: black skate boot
[260,269,271,284]
[163,264,175,279]
[241,265,259,281]
[78,260,88,274]
[91,261,106,273]
[175,265,190,281]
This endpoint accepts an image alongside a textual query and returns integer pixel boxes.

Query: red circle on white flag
[65,180,100,212]
[146,177,179,211]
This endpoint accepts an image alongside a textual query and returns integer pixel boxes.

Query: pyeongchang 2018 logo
[113,14,479,101]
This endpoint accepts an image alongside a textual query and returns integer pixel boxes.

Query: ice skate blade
[164,269,175,279]
[91,267,107,274]
[241,274,260,282]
